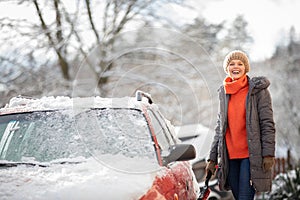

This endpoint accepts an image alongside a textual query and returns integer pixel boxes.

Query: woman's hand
[205,160,217,175]
[263,156,275,172]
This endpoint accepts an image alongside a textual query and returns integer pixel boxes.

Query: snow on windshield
[0,110,88,162]
[75,108,159,172]
[0,108,159,172]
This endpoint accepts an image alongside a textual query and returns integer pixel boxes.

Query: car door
[145,109,197,200]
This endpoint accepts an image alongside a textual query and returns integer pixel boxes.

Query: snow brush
[197,170,212,200]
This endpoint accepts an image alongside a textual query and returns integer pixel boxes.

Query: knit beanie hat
[223,50,250,74]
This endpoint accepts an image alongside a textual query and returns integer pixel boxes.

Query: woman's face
[227,59,246,80]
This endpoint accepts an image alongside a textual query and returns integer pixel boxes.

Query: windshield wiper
[0,160,84,168]
[50,161,83,165]
[0,161,49,168]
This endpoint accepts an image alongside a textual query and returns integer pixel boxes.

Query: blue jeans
[227,158,255,200]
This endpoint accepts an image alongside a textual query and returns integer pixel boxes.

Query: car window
[0,109,157,166]
[155,112,176,146]
[147,110,171,157]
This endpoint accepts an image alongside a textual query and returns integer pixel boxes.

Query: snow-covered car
[0,91,199,200]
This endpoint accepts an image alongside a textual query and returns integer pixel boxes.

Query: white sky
[1,0,300,61]
[189,0,300,61]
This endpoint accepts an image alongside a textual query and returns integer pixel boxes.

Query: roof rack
[135,90,153,104]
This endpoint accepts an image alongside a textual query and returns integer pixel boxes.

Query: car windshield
[0,108,157,167]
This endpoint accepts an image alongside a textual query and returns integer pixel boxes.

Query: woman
[206,50,276,199]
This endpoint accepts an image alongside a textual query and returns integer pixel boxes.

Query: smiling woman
[206,49,276,200]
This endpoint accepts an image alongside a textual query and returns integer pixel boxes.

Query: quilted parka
[208,76,276,192]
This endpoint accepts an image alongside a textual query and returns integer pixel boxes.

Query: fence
[272,149,293,179]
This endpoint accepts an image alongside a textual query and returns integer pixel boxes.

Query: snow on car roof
[0,95,148,115]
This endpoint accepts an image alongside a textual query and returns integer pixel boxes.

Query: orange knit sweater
[224,75,249,159]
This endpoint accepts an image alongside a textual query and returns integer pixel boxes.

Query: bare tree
[0,0,184,82]
[32,0,70,79]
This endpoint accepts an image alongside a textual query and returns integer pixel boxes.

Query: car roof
[0,91,156,115]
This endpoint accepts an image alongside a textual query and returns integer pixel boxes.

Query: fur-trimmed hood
[249,76,270,94]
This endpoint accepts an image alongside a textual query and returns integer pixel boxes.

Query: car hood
[0,158,159,200]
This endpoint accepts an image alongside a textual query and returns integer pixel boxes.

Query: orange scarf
[223,75,250,159]
[224,74,248,94]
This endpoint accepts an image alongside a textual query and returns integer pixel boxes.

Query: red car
[0,91,199,199]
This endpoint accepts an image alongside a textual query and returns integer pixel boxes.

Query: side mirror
[162,144,196,166]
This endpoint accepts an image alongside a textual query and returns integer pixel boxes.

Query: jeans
[227,158,255,200]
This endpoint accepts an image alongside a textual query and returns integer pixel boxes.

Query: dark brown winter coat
[208,76,276,192]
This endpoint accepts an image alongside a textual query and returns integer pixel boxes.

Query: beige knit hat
[223,50,250,73]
